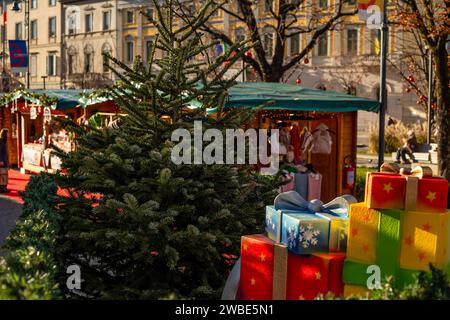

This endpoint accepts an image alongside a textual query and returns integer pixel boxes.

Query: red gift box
[365,166,448,213]
[239,234,345,300]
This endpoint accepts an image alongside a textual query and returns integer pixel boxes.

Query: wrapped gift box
[399,210,449,270]
[365,171,448,213]
[343,259,420,290]
[281,213,330,255]
[239,234,345,300]
[265,206,302,243]
[316,212,349,253]
[346,203,383,263]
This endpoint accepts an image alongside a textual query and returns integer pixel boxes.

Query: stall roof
[0,89,92,110]
[217,82,380,113]
[31,89,92,110]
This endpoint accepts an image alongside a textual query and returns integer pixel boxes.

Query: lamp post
[426,49,433,145]
[11,0,30,89]
[377,0,388,170]
[41,75,47,90]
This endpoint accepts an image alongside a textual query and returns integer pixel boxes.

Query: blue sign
[8,40,28,73]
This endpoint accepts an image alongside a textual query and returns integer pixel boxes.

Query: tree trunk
[433,40,450,181]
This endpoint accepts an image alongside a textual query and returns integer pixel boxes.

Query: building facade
[2,0,63,89]
[1,1,424,145]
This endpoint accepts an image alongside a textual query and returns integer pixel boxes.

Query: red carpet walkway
[0,169,101,205]
[0,170,30,204]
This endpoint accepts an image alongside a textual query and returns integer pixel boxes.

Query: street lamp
[11,0,30,89]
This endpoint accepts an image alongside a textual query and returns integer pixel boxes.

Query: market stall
[0,90,83,173]
[213,82,380,202]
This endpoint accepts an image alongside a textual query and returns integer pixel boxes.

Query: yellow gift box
[346,203,380,264]
[343,285,372,299]
[399,210,450,271]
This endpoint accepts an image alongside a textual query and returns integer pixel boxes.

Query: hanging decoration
[44,107,51,123]
[30,105,37,120]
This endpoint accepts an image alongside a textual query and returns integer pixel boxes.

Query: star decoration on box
[315,272,321,280]
[383,183,393,193]
[422,222,431,232]
[243,243,248,251]
[404,236,413,246]
[362,244,369,253]
[298,295,305,300]
[259,253,266,263]
[418,252,425,261]
[350,228,358,237]
[362,214,371,223]
[426,191,437,202]
[250,278,256,285]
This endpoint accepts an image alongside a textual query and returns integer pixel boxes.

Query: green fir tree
[50,0,279,299]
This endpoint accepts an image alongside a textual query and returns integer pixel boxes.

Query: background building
[1,0,425,145]
[2,0,63,89]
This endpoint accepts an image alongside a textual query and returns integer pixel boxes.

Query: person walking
[0,128,9,193]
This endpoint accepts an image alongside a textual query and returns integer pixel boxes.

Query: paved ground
[0,197,22,256]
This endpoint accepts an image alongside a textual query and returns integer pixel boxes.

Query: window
[31,0,38,9]
[84,45,94,73]
[264,0,273,13]
[68,54,74,75]
[126,10,134,24]
[102,43,112,72]
[317,33,328,56]
[346,0,357,5]
[47,53,57,76]
[84,53,92,73]
[318,0,328,8]
[68,15,76,34]
[145,39,154,62]
[370,29,381,55]
[85,14,93,32]
[30,54,37,76]
[49,17,56,38]
[234,28,245,43]
[145,8,154,22]
[102,11,111,31]
[49,0,57,6]
[125,38,134,63]
[15,23,22,40]
[263,32,274,57]
[290,33,300,56]
[347,29,358,55]
[31,20,38,40]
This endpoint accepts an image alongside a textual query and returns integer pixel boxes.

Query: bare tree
[394,0,450,179]
[175,0,358,82]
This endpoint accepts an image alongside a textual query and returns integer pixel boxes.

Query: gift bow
[380,162,433,178]
[274,190,357,216]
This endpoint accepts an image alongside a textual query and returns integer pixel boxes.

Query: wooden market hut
[214,82,380,202]
[0,89,120,174]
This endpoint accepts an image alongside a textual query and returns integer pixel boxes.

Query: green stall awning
[214,82,380,113]
[0,89,92,110]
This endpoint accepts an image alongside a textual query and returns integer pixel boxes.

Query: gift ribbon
[274,190,357,217]
[380,162,433,178]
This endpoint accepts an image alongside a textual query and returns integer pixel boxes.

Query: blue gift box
[281,213,330,255]
[265,205,300,242]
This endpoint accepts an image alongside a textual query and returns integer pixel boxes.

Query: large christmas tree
[52,0,278,299]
